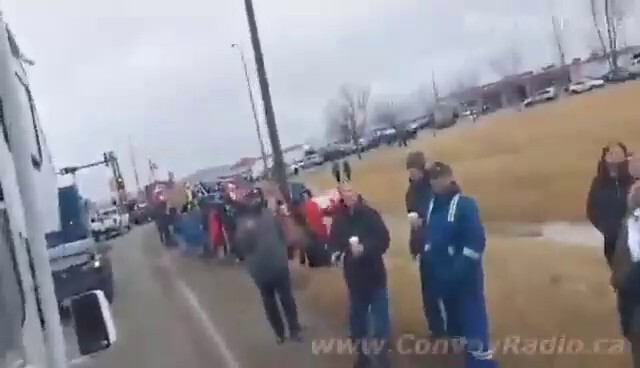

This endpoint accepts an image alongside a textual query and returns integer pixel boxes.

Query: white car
[523,87,558,107]
[569,79,605,94]
[90,206,130,241]
[304,154,324,166]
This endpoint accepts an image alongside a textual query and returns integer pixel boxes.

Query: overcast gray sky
[2,0,638,199]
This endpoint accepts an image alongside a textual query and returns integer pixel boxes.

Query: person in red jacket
[301,189,329,244]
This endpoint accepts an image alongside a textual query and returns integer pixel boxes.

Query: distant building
[449,45,640,113]
[183,164,252,184]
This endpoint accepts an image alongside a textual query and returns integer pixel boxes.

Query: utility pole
[243,0,290,202]
[431,70,440,103]
[148,159,157,183]
[129,138,142,196]
[231,43,269,175]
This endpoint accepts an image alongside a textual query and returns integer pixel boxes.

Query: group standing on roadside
[148,141,640,368]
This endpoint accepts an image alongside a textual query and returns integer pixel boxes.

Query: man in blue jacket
[420,162,497,368]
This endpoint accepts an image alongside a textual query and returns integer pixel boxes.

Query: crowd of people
[149,142,640,368]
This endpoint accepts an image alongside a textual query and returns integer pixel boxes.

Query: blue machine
[51,185,90,245]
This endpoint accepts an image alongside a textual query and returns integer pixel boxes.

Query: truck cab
[0,14,116,367]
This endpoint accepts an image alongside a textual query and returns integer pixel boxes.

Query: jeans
[349,287,391,363]
[258,269,301,339]
[604,234,618,267]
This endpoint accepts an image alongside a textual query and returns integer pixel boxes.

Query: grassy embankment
[293,82,640,367]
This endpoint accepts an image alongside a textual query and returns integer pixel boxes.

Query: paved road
[65,227,228,367]
[62,225,353,368]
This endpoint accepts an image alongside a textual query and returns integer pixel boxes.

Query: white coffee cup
[349,236,359,246]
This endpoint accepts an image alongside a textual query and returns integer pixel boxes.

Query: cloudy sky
[1,0,638,199]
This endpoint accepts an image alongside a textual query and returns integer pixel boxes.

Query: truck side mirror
[70,290,117,356]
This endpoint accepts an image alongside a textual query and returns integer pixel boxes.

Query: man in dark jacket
[587,142,635,266]
[405,151,434,257]
[329,184,391,368]
[235,188,302,344]
[405,151,442,338]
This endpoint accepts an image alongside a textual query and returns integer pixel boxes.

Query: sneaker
[289,331,303,343]
[276,336,286,345]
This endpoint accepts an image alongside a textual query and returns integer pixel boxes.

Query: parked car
[319,145,348,162]
[304,153,324,167]
[602,68,635,83]
[130,202,152,225]
[523,87,558,107]
[90,206,130,241]
[568,79,605,94]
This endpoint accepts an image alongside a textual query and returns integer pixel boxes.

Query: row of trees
[324,1,635,143]
[590,0,634,69]
[324,85,421,144]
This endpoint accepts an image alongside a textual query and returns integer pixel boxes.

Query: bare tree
[371,100,399,128]
[324,84,371,143]
[590,0,632,69]
[488,45,522,78]
[590,0,609,61]
[551,16,567,66]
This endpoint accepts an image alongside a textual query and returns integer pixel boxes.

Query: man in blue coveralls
[420,162,497,368]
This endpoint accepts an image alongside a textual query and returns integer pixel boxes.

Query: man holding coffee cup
[405,151,434,257]
[329,184,391,368]
[405,151,444,338]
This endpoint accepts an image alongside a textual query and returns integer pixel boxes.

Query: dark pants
[419,264,447,337]
[258,269,300,339]
[158,222,174,248]
[349,288,391,366]
[333,171,342,184]
[618,295,640,367]
[344,170,352,182]
[299,246,307,265]
[604,234,618,266]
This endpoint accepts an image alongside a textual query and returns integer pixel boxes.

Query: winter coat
[235,208,290,286]
[587,166,634,240]
[611,209,640,340]
[301,199,328,243]
[420,186,486,296]
[329,199,390,297]
[612,210,640,296]
[277,211,307,251]
[405,172,433,256]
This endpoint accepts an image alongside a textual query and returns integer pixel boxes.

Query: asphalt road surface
[62,226,353,368]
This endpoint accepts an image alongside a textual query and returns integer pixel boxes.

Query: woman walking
[587,142,635,266]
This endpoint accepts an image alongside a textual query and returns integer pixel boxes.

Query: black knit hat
[406,151,426,170]
[429,161,454,179]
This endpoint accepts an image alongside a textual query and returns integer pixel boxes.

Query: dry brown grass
[294,82,640,367]
[306,82,640,223]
